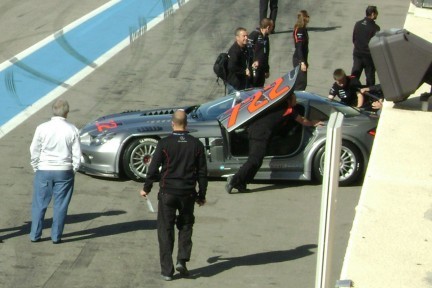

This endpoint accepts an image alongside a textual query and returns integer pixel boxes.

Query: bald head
[171,109,187,130]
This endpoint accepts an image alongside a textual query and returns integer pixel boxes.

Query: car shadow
[188,244,317,278]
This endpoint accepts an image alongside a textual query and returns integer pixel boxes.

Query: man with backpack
[226,27,252,94]
[248,18,273,87]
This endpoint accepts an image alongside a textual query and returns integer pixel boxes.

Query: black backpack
[213,52,229,84]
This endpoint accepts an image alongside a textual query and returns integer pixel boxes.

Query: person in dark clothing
[292,10,310,91]
[328,68,364,107]
[248,18,273,87]
[351,5,380,86]
[360,84,384,112]
[225,93,323,193]
[227,27,252,94]
[259,0,278,33]
[140,110,207,281]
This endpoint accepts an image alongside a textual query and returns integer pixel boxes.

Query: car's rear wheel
[122,138,158,181]
[312,141,363,186]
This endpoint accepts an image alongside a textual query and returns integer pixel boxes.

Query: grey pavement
[0,0,421,288]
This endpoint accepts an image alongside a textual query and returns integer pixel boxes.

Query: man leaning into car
[140,110,207,281]
[226,93,323,193]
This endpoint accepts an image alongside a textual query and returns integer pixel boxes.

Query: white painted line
[0,0,190,139]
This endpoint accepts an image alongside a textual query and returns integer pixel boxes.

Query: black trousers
[232,107,285,188]
[351,54,376,86]
[259,0,278,25]
[157,191,195,276]
[292,58,308,91]
[232,138,267,188]
[232,124,271,189]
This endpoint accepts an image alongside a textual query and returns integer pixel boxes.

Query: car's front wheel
[312,141,363,186]
[122,138,158,181]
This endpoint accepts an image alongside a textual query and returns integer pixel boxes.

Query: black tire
[122,138,158,181]
[312,141,363,186]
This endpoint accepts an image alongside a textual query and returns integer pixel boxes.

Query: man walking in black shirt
[351,5,380,86]
[140,110,207,281]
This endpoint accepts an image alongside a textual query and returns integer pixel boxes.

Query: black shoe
[176,260,189,276]
[225,176,234,194]
[52,239,62,244]
[31,238,41,243]
[161,275,173,281]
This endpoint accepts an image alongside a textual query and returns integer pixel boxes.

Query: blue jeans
[30,170,75,242]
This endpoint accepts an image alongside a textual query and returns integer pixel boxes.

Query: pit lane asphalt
[0,0,408,287]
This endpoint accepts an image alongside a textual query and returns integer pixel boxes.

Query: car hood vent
[119,109,176,116]
[140,109,176,116]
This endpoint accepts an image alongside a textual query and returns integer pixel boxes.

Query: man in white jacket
[29,98,81,244]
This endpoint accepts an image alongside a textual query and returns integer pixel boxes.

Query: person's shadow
[188,244,317,278]
[0,210,128,242]
[61,219,156,242]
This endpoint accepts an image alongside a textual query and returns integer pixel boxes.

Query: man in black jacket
[140,110,207,281]
[351,5,380,86]
[248,18,273,87]
[226,27,251,94]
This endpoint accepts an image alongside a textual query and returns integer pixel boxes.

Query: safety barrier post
[315,111,344,288]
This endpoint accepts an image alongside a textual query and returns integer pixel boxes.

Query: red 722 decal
[226,77,291,129]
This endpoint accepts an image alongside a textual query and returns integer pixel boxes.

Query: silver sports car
[79,70,378,185]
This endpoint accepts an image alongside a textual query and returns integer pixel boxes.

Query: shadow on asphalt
[61,219,156,243]
[188,244,317,278]
[274,26,341,34]
[78,173,131,182]
[0,210,130,242]
[212,178,320,194]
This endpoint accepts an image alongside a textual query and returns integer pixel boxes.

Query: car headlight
[80,131,116,146]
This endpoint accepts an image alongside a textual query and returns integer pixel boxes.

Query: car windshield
[195,89,259,121]
[300,93,362,118]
